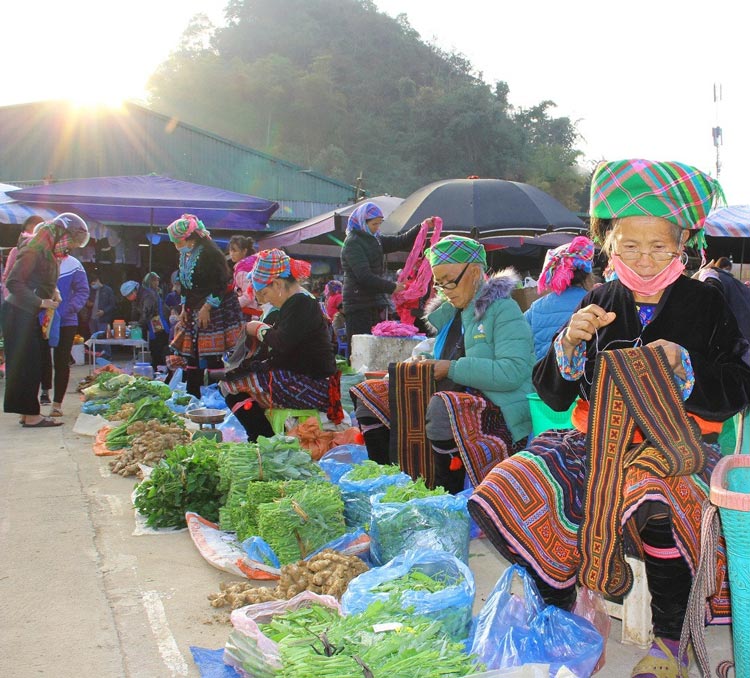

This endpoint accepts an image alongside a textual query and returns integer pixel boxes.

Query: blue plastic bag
[458,487,484,540]
[305,527,372,566]
[218,413,248,442]
[341,548,475,639]
[369,491,470,565]
[318,444,369,484]
[338,468,411,528]
[241,536,281,569]
[469,564,604,678]
[201,383,228,410]
[166,392,201,414]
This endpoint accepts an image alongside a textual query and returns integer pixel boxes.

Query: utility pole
[712,82,723,179]
[354,172,365,202]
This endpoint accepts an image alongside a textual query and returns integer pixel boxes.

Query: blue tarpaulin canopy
[11,175,279,231]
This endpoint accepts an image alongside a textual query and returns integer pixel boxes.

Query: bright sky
[4,1,749,202]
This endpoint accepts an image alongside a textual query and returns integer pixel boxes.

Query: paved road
[0,364,734,677]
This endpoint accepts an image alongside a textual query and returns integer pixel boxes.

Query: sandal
[631,637,688,678]
[22,417,64,428]
[49,407,64,417]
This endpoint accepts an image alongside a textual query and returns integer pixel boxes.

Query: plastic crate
[527,392,576,437]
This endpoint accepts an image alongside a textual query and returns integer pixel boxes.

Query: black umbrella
[383,178,585,238]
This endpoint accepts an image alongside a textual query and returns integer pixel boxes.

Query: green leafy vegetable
[380,477,447,503]
[345,460,402,482]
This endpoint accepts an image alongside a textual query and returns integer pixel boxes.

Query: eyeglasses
[433,263,470,291]
[615,248,679,263]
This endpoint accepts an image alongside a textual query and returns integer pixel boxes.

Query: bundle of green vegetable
[81,372,133,400]
[218,435,324,532]
[371,570,448,594]
[231,479,307,541]
[256,600,480,678]
[133,439,225,527]
[344,460,402,481]
[257,483,346,564]
[105,397,180,450]
[370,485,470,565]
[104,378,172,418]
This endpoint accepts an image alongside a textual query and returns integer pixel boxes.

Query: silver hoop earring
[679,251,688,265]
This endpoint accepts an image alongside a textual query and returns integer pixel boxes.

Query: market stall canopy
[258,195,404,248]
[383,178,585,238]
[11,175,279,231]
[0,182,59,224]
[704,205,750,237]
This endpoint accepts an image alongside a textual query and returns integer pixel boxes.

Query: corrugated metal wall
[0,101,355,212]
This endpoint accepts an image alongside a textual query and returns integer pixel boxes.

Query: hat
[167,214,210,243]
[251,249,312,291]
[590,159,724,250]
[142,272,160,286]
[120,280,139,297]
[347,202,384,233]
[537,236,595,295]
[426,235,487,269]
[34,212,90,249]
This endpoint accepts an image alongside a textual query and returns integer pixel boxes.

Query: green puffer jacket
[426,269,535,442]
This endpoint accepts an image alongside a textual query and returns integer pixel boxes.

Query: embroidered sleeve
[554,333,586,381]
[205,294,221,309]
[673,347,694,399]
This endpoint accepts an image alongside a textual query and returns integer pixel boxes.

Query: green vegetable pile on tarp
[105,396,180,450]
[103,378,172,417]
[218,435,324,532]
[370,481,470,565]
[81,372,133,400]
[256,483,346,564]
[232,479,307,541]
[226,597,480,678]
[133,438,224,528]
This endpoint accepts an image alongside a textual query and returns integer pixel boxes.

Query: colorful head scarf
[251,248,312,291]
[32,212,90,258]
[120,280,139,298]
[347,202,384,234]
[426,235,487,270]
[167,214,211,243]
[537,236,595,295]
[325,279,342,297]
[590,159,724,251]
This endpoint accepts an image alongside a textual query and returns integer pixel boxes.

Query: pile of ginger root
[208,549,368,609]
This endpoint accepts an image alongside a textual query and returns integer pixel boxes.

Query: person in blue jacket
[524,236,596,360]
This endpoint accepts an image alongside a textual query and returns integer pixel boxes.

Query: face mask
[611,255,685,296]
[91,282,101,290]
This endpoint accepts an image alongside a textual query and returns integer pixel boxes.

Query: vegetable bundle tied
[105,396,179,450]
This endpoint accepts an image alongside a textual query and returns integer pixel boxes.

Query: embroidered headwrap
[426,235,487,269]
[537,235,595,295]
[251,248,312,291]
[590,159,724,252]
[32,212,90,259]
[167,214,211,243]
[347,202,384,234]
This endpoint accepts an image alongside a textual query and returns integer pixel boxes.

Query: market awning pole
[149,208,154,272]
[741,237,746,281]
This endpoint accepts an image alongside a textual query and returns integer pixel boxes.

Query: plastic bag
[572,588,611,673]
[201,383,228,410]
[469,565,604,678]
[411,336,437,360]
[165,391,201,414]
[338,468,411,528]
[218,413,248,443]
[369,491,470,565]
[341,548,475,639]
[168,367,184,389]
[318,444,369,483]
[305,527,372,566]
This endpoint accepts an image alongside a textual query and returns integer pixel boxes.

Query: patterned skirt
[351,377,524,487]
[468,429,730,621]
[170,294,242,361]
[221,369,331,411]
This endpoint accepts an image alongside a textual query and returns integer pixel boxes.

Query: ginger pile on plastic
[109,420,192,477]
[208,550,368,609]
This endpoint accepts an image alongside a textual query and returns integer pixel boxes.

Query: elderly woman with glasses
[351,235,535,493]
[469,160,750,678]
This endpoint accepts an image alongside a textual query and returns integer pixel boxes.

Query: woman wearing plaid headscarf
[220,249,341,441]
[167,215,243,397]
[469,160,750,678]
[351,234,535,492]
[525,235,596,359]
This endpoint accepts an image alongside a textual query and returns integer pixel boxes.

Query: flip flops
[22,417,63,428]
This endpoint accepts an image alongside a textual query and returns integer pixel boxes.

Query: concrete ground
[0,359,736,677]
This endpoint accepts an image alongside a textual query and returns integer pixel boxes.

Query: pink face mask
[611,254,685,297]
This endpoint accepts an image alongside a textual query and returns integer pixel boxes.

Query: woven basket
[711,453,750,678]
[527,392,576,437]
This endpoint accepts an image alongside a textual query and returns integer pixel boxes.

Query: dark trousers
[224,392,274,442]
[345,307,381,351]
[2,303,43,415]
[52,326,77,404]
[185,356,223,398]
[148,331,170,372]
[40,337,52,391]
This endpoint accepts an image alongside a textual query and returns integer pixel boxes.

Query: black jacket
[533,275,750,422]
[341,223,421,313]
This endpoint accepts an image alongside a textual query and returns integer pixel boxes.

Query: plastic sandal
[631,637,689,678]
[22,417,63,428]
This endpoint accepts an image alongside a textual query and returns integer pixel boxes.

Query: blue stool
[265,408,322,436]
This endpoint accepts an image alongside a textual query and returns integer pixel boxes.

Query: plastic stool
[265,408,322,436]
[602,556,652,647]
